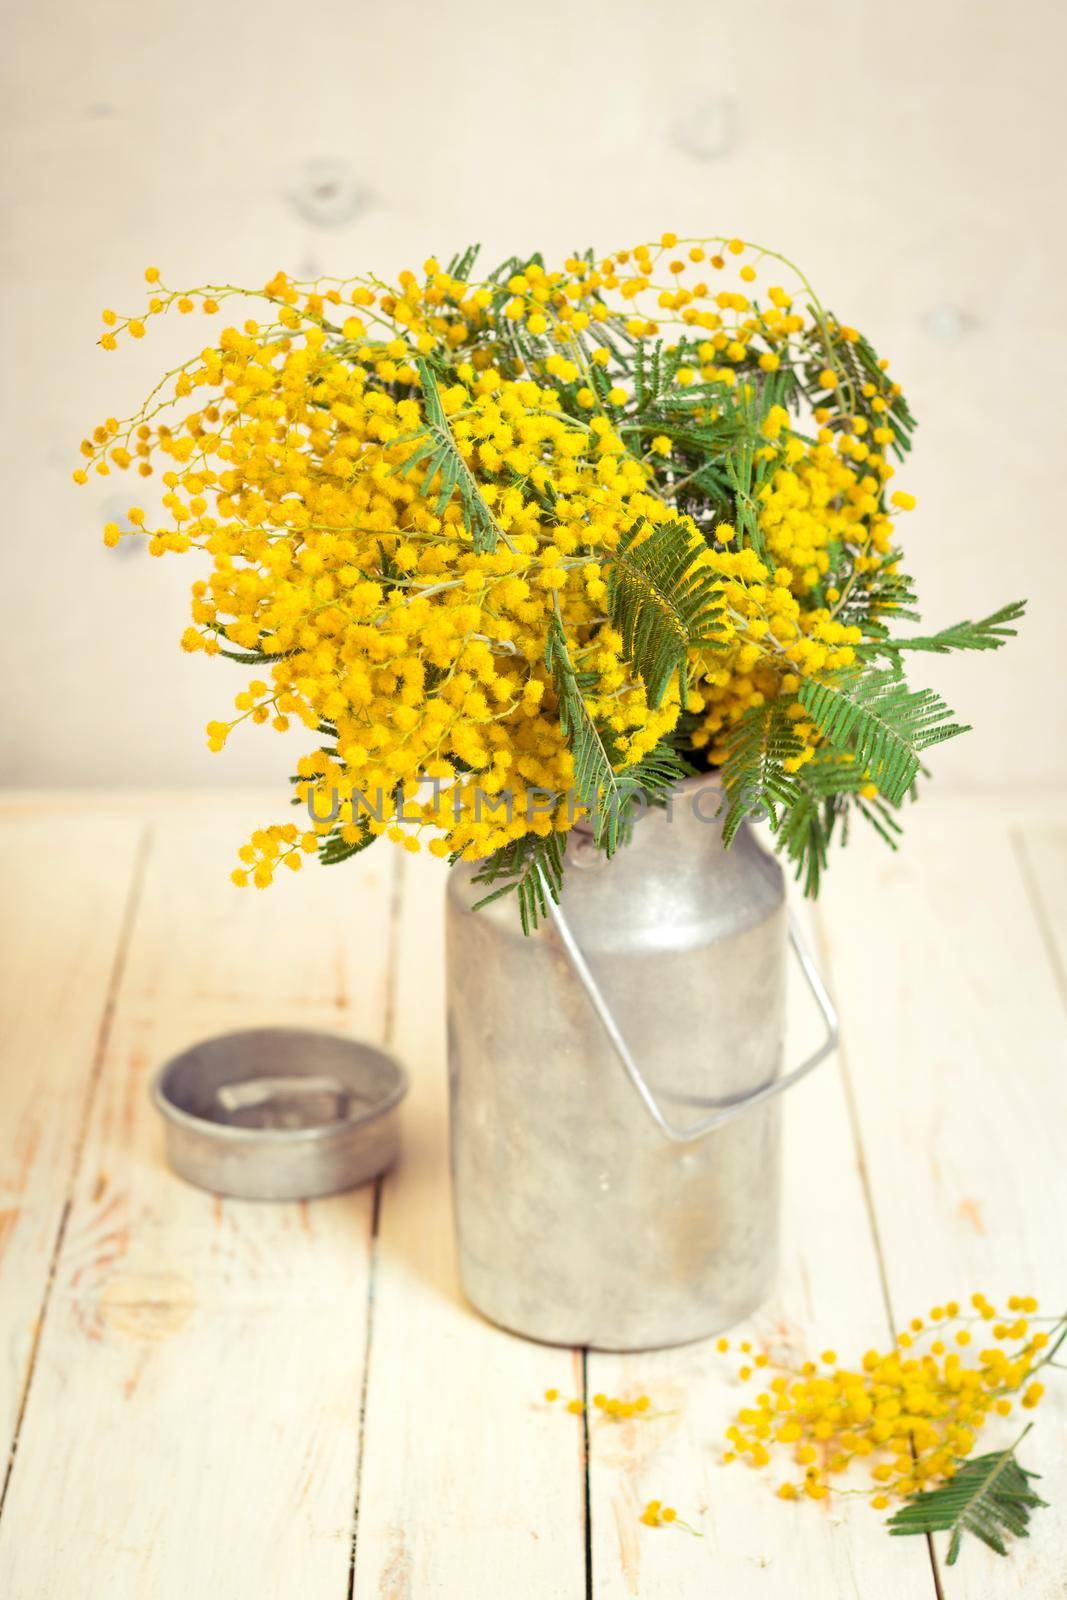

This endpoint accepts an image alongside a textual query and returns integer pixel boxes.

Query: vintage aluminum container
[153,1027,408,1200]
[446,774,836,1351]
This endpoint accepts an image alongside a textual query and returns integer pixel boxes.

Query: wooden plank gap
[812,902,947,1600]
[0,821,152,1526]
[580,1346,593,1600]
[346,1175,383,1600]
[346,849,406,1597]
[810,905,898,1338]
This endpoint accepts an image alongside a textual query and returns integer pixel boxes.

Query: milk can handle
[543,884,839,1144]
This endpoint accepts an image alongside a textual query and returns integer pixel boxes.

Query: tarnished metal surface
[446,775,790,1350]
[153,1027,407,1200]
[545,893,837,1142]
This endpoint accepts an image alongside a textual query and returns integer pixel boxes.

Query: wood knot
[98,1272,195,1339]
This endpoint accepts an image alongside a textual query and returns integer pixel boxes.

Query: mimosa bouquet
[77,234,1022,927]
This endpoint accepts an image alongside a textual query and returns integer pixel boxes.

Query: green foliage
[606,519,726,709]
[470,830,566,935]
[469,573,699,929]
[837,557,921,636]
[544,602,620,835]
[887,1431,1046,1564]
[819,321,917,461]
[394,358,506,553]
[773,780,834,898]
[375,540,406,592]
[718,704,803,847]
[445,243,481,281]
[209,624,292,666]
[798,669,969,806]
[778,751,905,895]
[722,439,768,559]
[715,707,912,895]
[215,645,276,665]
[483,252,560,380]
[317,824,376,866]
[621,359,791,548]
[865,600,1027,658]
[606,739,691,852]
[468,740,688,931]
[629,340,684,416]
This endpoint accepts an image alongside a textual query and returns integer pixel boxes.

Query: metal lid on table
[152,1027,408,1200]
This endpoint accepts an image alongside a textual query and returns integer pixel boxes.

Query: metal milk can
[445,775,837,1351]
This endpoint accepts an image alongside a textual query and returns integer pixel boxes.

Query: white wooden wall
[2,0,1063,787]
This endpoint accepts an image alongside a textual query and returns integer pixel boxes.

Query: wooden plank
[0,806,145,1472]
[585,898,939,1599]
[4,792,1061,1596]
[0,797,396,1599]
[814,797,1067,1598]
[1014,820,1067,1011]
[351,853,588,1598]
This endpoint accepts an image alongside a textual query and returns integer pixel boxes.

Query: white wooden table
[0,791,1064,1599]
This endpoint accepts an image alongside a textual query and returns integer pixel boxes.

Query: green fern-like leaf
[754,743,909,896]
[718,703,804,846]
[867,599,1027,657]
[209,628,293,666]
[599,739,691,854]
[375,541,406,592]
[628,340,681,415]
[617,738,692,799]
[798,669,969,805]
[887,1431,1046,1565]
[445,243,481,280]
[393,359,508,554]
[838,558,921,635]
[774,778,831,897]
[470,829,566,935]
[317,821,376,866]
[470,741,688,930]
[544,605,621,831]
[714,700,910,894]
[215,646,276,665]
[606,519,726,708]
[722,438,769,560]
[825,320,917,461]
